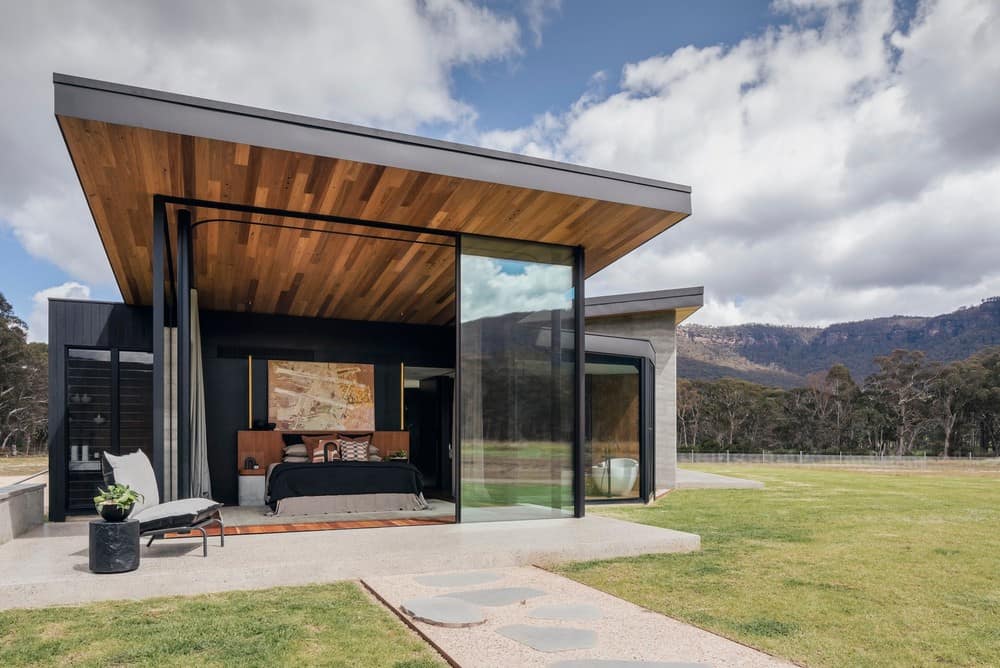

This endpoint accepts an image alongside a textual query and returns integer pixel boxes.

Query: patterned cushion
[336,433,373,445]
[312,439,340,463]
[338,439,369,461]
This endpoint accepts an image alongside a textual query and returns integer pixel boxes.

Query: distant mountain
[678,297,1000,388]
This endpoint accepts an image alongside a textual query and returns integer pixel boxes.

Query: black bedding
[266,461,424,508]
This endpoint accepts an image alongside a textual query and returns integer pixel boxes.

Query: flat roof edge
[53,73,692,213]
[585,286,704,318]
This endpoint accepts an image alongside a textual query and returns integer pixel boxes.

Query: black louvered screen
[66,349,113,512]
[65,348,155,514]
[118,352,154,461]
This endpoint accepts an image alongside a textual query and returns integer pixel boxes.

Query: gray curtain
[190,290,212,499]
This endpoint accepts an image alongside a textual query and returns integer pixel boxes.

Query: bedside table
[238,468,266,506]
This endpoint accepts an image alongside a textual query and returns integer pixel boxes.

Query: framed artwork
[268,360,375,431]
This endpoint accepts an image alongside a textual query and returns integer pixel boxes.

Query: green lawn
[0,582,444,667]
[559,465,1000,668]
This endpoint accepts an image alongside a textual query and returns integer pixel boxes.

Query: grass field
[0,455,47,477]
[559,465,1000,667]
[0,582,444,667]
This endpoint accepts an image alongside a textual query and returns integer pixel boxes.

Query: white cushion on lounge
[103,450,159,514]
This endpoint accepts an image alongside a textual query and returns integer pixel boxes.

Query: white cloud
[522,0,561,48]
[29,281,91,342]
[0,0,523,293]
[477,0,1000,326]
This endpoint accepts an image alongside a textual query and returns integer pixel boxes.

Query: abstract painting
[268,361,375,431]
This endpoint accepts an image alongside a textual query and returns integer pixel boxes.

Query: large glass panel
[585,355,641,500]
[459,236,577,522]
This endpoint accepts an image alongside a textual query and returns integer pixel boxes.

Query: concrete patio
[675,468,764,490]
[0,514,699,610]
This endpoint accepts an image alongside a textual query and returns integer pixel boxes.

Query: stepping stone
[550,662,710,668]
[415,571,503,588]
[439,586,546,607]
[400,597,486,628]
[530,603,603,621]
[497,624,597,652]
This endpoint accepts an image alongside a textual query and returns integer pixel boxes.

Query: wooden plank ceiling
[58,117,686,325]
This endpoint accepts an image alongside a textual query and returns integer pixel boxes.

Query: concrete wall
[0,483,45,545]
[586,311,677,491]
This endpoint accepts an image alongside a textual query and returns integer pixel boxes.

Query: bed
[266,460,429,515]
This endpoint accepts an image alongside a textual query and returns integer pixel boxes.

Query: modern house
[46,73,701,524]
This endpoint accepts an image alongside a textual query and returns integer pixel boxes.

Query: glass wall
[458,236,577,522]
[585,354,642,500]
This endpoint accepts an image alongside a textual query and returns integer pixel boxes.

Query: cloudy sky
[1,0,998,340]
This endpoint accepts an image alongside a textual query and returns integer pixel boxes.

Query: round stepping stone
[550,662,709,668]
[497,624,597,652]
[400,597,486,628]
[530,603,603,621]
[550,662,710,668]
[438,586,546,607]
[415,571,503,588]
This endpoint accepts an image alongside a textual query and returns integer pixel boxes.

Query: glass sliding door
[458,236,578,522]
[585,354,642,501]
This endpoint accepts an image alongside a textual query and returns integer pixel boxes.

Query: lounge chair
[102,451,224,557]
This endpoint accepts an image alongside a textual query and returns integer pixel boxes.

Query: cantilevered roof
[585,287,704,324]
[55,73,692,325]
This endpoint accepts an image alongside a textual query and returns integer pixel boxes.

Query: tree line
[0,293,47,456]
[677,347,1000,456]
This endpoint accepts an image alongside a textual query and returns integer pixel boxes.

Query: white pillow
[103,450,160,514]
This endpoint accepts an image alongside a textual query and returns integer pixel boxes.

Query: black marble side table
[89,518,140,573]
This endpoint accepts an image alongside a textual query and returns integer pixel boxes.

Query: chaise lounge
[102,451,225,557]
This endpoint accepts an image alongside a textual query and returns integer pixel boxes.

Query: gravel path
[364,566,791,668]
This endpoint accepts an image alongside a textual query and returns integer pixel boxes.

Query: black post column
[152,196,166,495]
[573,245,586,518]
[176,209,192,498]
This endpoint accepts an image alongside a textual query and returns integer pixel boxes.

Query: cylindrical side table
[89,518,140,574]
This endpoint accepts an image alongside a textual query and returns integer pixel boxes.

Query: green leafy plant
[388,450,408,459]
[93,484,143,510]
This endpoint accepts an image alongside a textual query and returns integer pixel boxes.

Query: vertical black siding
[47,300,153,520]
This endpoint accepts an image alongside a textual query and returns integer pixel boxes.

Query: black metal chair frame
[143,510,225,557]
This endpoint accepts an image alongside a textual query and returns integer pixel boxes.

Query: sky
[1,0,999,341]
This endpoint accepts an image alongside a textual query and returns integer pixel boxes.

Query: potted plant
[388,450,408,461]
[94,484,143,522]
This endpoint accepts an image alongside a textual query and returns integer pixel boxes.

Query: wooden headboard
[237,430,409,471]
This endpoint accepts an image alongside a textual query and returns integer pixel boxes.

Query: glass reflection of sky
[461,255,573,323]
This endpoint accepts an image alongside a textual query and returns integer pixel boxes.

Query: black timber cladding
[47,300,153,521]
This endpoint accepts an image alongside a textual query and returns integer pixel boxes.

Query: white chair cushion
[103,450,160,514]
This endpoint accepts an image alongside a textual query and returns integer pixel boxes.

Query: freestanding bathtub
[590,457,639,497]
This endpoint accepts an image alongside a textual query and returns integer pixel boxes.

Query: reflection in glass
[459,236,576,522]
[585,355,641,500]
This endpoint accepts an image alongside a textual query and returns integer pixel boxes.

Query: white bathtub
[590,457,639,497]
